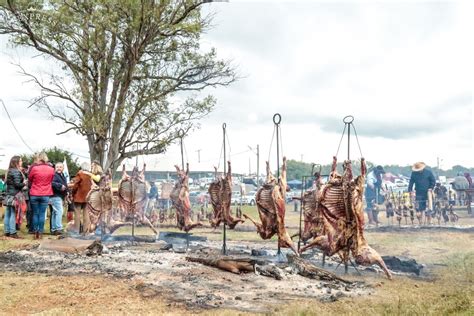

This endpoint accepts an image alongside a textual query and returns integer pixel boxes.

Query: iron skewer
[273,113,283,260]
[222,123,227,255]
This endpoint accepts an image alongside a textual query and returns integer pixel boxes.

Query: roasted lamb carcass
[299,157,392,279]
[117,164,158,235]
[208,161,244,229]
[84,170,113,234]
[244,157,298,255]
[295,173,324,243]
[170,163,203,232]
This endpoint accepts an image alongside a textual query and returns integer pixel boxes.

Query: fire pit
[0,237,409,313]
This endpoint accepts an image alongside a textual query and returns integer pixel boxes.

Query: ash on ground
[0,238,374,313]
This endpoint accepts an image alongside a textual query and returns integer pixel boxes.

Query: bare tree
[0,0,236,171]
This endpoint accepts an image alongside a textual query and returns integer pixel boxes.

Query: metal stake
[131,180,135,239]
[177,129,190,250]
[179,130,185,170]
[222,123,227,255]
[297,176,305,252]
[273,113,282,258]
[343,115,354,273]
[257,144,260,190]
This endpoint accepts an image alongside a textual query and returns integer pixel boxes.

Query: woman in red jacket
[28,152,55,239]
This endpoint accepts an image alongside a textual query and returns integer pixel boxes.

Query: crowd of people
[364,161,473,225]
[1,155,473,236]
[1,153,103,239]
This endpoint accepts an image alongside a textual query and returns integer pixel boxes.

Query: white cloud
[1,1,473,172]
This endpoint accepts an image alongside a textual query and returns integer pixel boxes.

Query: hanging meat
[170,163,203,232]
[84,170,113,234]
[299,157,392,279]
[298,172,324,243]
[244,157,298,255]
[208,161,244,229]
[118,164,158,234]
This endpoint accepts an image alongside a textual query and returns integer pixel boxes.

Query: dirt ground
[0,205,473,315]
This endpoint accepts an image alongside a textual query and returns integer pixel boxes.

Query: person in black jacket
[21,162,33,233]
[408,162,436,223]
[50,162,68,235]
[4,156,26,238]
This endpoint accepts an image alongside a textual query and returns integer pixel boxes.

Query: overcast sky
[0,0,472,174]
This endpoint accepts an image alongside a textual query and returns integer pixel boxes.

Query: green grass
[273,252,474,315]
[1,204,474,315]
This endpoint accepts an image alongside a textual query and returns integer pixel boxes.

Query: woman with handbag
[3,156,26,238]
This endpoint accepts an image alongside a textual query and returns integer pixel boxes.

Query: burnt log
[287,254,353,284]
[255,264,286,280]
[38,237,103,255]
[107,221,133,234]
[381,256,423,275]
[186,256,255,274]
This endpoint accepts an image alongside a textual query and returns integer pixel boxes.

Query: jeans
[3,205,16,234]
[50,196,64,232]
[26,200,33,232]
[30,195,50,233]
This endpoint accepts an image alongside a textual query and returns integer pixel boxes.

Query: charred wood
[186,256,255,274]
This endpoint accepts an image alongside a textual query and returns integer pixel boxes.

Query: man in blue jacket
[365,165,385,225]
[408,162,436,224]
[51,162,68,235]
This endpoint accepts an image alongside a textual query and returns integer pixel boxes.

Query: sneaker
[4,233,10,237]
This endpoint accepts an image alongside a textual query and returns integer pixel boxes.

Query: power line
[70,152,90,159]
[0,99,35,153]
[1,98,91,160]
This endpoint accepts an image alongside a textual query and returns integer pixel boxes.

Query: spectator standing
[0,175,5,193]
[365,165,385,225]
[0,175,5,208]
[149,182,158,200]
[451,172,469,205]
[28,152,55,239]
[147,181,158,215]
[434,182,448,200]
[68,161,102,233]
[50,162,68,235]
[464,172,473,188]
[22,162,34,234]
[408,162,436,224]
[3,156,26,238]
[89,161,103,185]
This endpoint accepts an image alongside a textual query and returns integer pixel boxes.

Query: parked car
[231,192,241,205]
[394,179,409,187]
[189,191,201,204]
[189,191,209,205]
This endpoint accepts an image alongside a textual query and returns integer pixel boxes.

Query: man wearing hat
[365,165,386,225]
[408,162,436,224]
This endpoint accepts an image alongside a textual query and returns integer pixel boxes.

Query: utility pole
[437,157,440,179]
[248,157,251,175]
[135,144,138,166]
[256,144,260,190]
[248,145,260,189]
[196,149,201,163]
